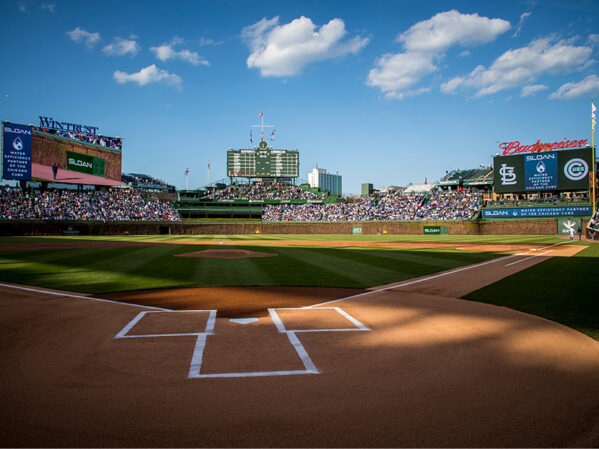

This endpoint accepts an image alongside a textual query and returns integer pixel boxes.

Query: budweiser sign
[499,138,589,156]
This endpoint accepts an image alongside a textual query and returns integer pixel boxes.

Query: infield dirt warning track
[0,242,598,447]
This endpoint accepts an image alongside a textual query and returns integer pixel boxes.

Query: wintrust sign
[499,138,588,156]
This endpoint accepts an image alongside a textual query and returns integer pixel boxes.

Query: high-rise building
[308,166,342,195]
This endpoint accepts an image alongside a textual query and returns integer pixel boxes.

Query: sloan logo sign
[68,158,92,168]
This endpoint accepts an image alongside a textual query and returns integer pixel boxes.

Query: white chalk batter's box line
[114,309,216,339]
[114,307,370,379]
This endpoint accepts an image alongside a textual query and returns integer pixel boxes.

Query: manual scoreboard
[227,140,299,178]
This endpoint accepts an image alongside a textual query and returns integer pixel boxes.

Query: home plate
[229,318,259,324]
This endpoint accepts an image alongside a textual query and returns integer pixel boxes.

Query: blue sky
[1,0,598,194]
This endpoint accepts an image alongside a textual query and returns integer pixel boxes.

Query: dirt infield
[0,241,597,447]
[99,286,365,317]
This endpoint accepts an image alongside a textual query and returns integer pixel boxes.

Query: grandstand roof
[438,167,493,186]
[404,183,436,193]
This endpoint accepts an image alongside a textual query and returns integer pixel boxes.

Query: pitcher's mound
[175,249,277,259]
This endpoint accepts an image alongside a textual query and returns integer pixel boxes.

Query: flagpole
[592,100,596,215]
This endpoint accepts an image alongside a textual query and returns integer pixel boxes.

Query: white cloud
[368,10,510,99]
[17,1,26,12]
[589,34,599,47]
[367,52,436,94]
[549,74,599,99]
[386,87,432,100]
[242,16,369,77]
[199,37,223,46]
[521,84,547,97]
[440,76,465,94]
[103,37,140,56]
[397,10,511,53]
[113,64,182,90]
[40,3,55,13]
[443,37,594,97]
[150,41,209,66]
[513,12,531,38]
[66,27,101,48]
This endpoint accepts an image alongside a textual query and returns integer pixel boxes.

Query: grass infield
[0,234,596,340]
[0,235,506,292]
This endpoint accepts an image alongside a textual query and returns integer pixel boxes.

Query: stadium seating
[262,190,482,222]
[0,187,180,221]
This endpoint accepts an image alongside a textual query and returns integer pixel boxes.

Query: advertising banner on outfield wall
[483,206,592,218]
[2,122,32,180]
[423,226,449,235]
[493,147,593,193]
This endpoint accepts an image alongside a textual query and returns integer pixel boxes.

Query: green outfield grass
[463,241,599,341]
[0,235,505,292]
[1,234,596,341]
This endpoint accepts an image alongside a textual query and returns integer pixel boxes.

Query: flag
[185,167,189,176]
[250,129,253,143]
[208,162,211,170]
[258,112,263,118]
[593,101,596,132]
[270,129,275,141]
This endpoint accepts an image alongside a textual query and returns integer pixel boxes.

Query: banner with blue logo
[483,206,592,218]
[2,123,32,180]
[524,153,557,190]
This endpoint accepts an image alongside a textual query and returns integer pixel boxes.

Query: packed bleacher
[122,173,176,192]
[34,127,122,150]
[203,182,328,200]
[0,187,180,221]
[262,190,482,222]
[414,191,481,220]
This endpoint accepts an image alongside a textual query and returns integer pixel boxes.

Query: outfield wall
[0,219,575,236]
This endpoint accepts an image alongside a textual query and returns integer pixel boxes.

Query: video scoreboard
[227,140,299,178]
[493,147,593,193]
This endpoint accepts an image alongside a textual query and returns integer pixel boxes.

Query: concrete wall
[0,219,564,236]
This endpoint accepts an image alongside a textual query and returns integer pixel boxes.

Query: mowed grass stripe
[463,242,599,341]
[0,246,178,293]
[0,237,565,294]
[262,246,382,288]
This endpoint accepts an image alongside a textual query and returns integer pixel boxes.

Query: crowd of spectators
[203,183,328,201]
[413,191,481,220]
[35,127,122,150]
[262,190,482,222]
[122,173,175,192]
[0,187,180,221]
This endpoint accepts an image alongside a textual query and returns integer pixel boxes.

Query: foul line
[306,241,566,309]
[0,282,171,311]
[504,250,553,267]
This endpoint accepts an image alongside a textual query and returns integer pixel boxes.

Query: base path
[0,244,598,447]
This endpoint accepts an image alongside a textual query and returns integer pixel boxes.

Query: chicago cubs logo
[563,158,588,181]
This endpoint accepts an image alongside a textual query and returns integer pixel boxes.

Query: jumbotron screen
[493,147,593,193]
[2,122,122,186]
[227,140,299,178]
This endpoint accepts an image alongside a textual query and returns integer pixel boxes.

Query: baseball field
[1,233,598,447]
